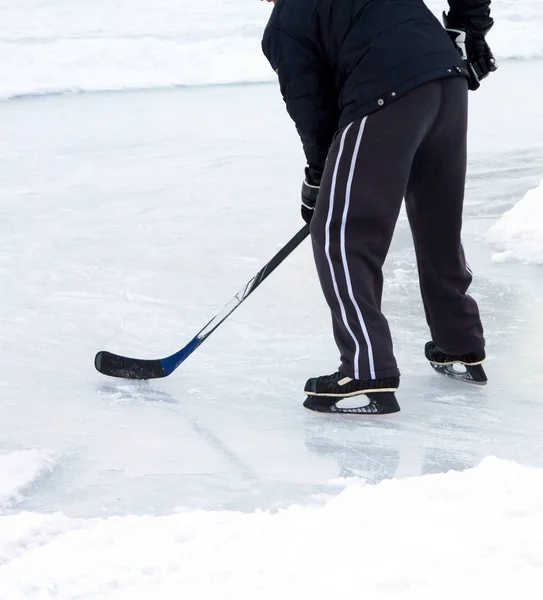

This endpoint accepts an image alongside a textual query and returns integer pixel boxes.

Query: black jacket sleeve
[446,0,494,33]
[262,27,339,182]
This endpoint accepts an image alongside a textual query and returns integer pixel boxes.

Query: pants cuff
[437,338,485,355]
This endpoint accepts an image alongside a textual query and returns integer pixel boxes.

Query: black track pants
[310,77,484,381]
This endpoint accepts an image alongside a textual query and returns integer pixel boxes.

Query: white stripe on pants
[324,118,376,380]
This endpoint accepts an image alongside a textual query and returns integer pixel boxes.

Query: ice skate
[425,341,487,384]
[303,372,400,415]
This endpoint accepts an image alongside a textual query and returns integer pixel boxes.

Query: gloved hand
[301,169,320,225]
[443,13,497,91]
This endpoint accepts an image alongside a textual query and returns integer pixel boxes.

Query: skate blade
[303,392,401,415]
[430,362,487,385]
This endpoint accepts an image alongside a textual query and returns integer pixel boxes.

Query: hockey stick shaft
[162,224,309,372]
[95,225,310,379]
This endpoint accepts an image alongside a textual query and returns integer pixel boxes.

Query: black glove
[301,169,320,225]
[443,13,497,91]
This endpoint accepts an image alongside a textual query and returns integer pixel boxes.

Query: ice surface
[1,0,543,597]
[1,59,542,517]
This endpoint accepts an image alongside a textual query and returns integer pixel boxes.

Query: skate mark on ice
[96,383,258,482]
[392,443,425,479]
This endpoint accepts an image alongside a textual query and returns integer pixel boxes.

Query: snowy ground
[1,0,543,596]
[1,457,542,599]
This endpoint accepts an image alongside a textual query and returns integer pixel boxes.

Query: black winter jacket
[262,0,493,179]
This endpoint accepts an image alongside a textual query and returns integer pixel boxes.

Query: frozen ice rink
[1,1,543,597]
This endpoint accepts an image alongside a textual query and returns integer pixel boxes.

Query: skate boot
[303,372,400,415]
[425,341,487,384]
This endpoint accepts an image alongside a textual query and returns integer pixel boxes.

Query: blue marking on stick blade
[160,336,202,375]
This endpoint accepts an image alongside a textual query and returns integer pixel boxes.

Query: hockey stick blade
[95,351,165,379]
[95,226,309,380]
[95,335,201,379]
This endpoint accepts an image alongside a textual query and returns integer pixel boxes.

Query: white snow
[0,450,56,510]
[0,37,274,100]
[0,0,540,100]
[0,458,542,600]
[486,180,543,264]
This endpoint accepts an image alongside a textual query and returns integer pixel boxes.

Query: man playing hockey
[262,0,496,414]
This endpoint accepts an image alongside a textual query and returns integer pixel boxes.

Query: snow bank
[0,10,541,101]
[0,37,274,101]
[0,450,56,510]
[486,180,543,264]
[491,21,543,61]
[1,458,542,599]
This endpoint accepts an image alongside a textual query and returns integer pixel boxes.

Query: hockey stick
[95,224,310,379]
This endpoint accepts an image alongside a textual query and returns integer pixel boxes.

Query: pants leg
[310,81,443,380]
[405,78,484,354]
